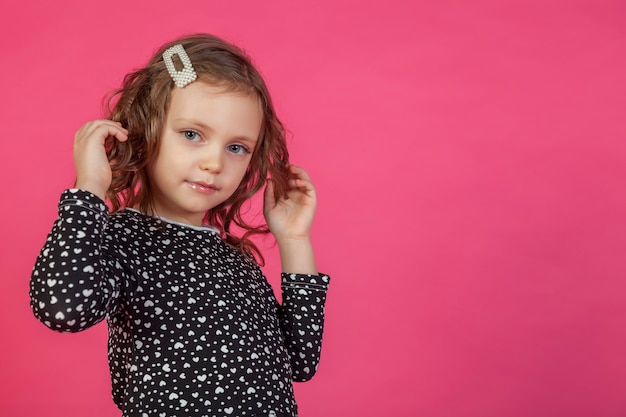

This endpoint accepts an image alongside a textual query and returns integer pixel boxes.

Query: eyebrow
[173,118,259,144]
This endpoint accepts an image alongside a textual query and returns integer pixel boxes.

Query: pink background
[1,1,625,416]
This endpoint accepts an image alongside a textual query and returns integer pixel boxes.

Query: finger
[289,177,315,191]
[83,123,129,144]
[78,120,128,140]
[97,121,129,139]
[288,164,311,181]
[289,178,309,189]
[80,120,125,134]
[111,127,129,142]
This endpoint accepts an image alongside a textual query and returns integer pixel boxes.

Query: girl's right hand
[73,120,128,200]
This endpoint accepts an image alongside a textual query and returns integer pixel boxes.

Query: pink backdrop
[1,1,625,416]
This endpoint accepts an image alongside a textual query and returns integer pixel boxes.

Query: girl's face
[147,81,263,226]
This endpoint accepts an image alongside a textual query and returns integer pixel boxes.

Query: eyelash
[181,130,250,155]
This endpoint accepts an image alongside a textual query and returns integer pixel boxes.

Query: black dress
[30,189,330,417]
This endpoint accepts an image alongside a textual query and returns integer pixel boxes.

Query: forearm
[279,272,330,381]
[30,189,119,332]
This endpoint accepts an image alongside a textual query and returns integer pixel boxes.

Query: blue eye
[183,130,200,141]
[228,144,250,155]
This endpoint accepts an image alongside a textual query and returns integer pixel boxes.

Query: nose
[199,144,223,173]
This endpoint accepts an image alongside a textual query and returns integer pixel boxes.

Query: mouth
[186,181,219,194]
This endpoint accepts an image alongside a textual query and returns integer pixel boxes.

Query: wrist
[74,179,107,201]
[276,237,317,275]
[275,234,312,247]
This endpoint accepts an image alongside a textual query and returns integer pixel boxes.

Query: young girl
[30,33,330,417]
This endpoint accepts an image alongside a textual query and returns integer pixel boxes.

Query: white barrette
[162,44,197,88]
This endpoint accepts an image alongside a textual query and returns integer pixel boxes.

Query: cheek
[233,170,248,188]
[241,159,255,179]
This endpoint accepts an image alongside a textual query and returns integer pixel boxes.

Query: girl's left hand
[264,165,317,242]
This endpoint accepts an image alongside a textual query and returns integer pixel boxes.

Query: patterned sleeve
[30,189,124,333]
[279,272,330,382]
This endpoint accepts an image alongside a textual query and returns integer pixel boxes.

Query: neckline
[124,208,220,234]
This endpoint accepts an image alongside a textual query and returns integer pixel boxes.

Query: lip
[186,181,219,194]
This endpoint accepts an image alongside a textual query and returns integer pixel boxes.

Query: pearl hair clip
[162,44,197,88]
